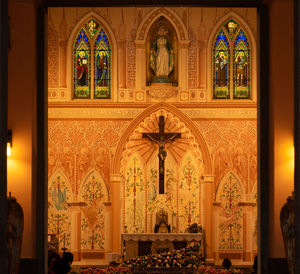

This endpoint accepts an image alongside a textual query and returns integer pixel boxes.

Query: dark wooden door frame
[294,0,300,273]
[0,0,9,272]
[37,1,269,273]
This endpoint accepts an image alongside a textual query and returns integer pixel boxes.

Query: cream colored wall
[267,0,294,258]
[8,1,36,258]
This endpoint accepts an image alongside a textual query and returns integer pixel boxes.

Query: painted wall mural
[48,171,72,250]
[47,6,258,263]
[216,172,243,250]
[48,120,130,250]
[79,172,107,250]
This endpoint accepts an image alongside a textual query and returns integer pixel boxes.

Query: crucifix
[142,116,181,194]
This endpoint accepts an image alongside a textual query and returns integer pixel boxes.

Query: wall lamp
[7,130,12,157]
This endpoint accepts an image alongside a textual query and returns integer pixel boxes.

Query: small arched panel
[215,171,244,250]
[48,170,73,250]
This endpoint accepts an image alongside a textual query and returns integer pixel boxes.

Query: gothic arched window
[234,29,250,99]
[213,29,230,99]
[213,19,251,100]
[73,29,91,99]
[73,19,111,99]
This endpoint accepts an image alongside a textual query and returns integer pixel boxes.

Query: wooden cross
[142,116,181,194]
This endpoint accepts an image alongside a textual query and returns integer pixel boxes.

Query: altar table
[121,233,205,259]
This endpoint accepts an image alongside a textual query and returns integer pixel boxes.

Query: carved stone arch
[113,102,212,175]
[136,7,188,42]
[66,11,118,101]
[207,11,257,101]
[78,169,109,203]
[215,170,245,202]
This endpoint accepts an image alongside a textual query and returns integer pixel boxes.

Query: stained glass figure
[85,19,99,39]
[94,29,111,99]
[233,30,250,99]
[73,29,90,99]
[224,19,239,40]
[213,29,230,99]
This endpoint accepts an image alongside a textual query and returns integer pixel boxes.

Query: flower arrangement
[123,242,204,268]
[80,266,131,274]
[196,266,242,274]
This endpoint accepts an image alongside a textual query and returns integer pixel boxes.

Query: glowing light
[7,142,11,157]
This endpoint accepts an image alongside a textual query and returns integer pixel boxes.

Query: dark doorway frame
[38,0,269,273]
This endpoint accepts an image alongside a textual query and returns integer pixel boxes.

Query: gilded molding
[48,106,256,119]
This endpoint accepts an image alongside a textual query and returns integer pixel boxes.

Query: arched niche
[66,11,118,101]
[207,12,257,101]
[146,16,178,86]
[135,8,189,91]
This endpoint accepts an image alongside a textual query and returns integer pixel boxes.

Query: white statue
[150,24,174,80]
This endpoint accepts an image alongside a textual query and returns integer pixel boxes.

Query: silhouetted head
[62,251,74,264]
[222,257,232,270]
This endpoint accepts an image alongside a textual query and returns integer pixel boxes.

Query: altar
[121,233,205,260]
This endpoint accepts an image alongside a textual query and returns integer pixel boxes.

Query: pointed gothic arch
[136,7,188,42]
[113,102,212,175]
[207,11,257,101]
[66,11,118,101]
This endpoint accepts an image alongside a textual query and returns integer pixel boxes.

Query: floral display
[196,265,241,273]
[80,266,131,274]
[123,243,204,268]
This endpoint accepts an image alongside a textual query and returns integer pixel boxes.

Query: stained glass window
[233,30,250,99]
[73,29,91,99]
[73,19,112,100]
[224,19,239,40]
[94,29,111,99]
[212,19,251,100]
[213,29,230,99]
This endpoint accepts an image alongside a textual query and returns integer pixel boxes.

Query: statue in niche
[149,23,175,84]
[154,210,170,233]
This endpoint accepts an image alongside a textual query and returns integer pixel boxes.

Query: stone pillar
[68,202,86,261]
[104,201,112,253]
[239,202,256,262]
[202,174,215,259]
[212,202,221,261]
[135,41,145,91]
[110,174,122,253]
[198,41,207,89]
[58,40,67,88]
[178,40,190,91]
[118,40,127,89]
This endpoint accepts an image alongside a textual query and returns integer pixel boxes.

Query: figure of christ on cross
[142,116,181,194]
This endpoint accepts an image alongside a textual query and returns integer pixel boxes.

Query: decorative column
[118,39,127,89]
[110,174,122,253]
[117,10,127,90]
[68,202,87,261]
[238,202,256,262]
[58,9,67,88]
[198,12,207,90]
[198,40,207,89]
[202,174,215,259]
[178,40,190,92]
[103,202,112,253]
[212,202,221,261]
[58,40,67,88]
[135,41,145,91]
